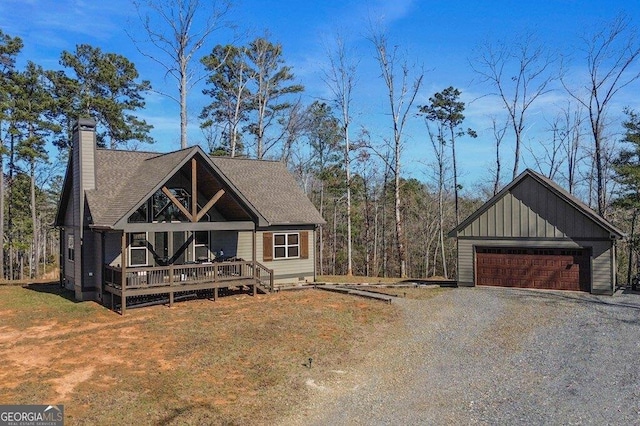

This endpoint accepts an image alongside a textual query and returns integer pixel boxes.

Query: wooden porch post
[191,158,198,220]
[252,228,257,296]
[121,232,127,315]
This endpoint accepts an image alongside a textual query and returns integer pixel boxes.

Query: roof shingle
[85,147,324,228]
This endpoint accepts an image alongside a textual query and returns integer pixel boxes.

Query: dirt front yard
[0,283,407,425]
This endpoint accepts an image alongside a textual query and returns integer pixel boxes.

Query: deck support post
[214,287,218,301]
[169,291,174,307]
[121,232,128,315]
[252,228,258,296]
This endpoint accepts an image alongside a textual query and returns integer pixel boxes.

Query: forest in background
[2,1,640,282]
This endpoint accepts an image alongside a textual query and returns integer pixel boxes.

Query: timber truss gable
[113,147,264,230]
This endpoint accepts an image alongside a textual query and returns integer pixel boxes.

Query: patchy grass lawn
[0,283,401,425]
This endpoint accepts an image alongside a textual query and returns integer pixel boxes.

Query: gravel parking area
[283,287,640,425]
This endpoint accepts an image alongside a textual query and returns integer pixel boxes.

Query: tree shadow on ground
[22,281,78,303]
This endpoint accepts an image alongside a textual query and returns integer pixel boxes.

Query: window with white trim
[129,232,148,267]
[274,232,299,259]
[194,231,210,261]
[67,234,75,262]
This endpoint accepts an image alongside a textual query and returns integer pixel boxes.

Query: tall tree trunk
[363,177,371,277]
[180,61,188,149]
[30,160,38,278]
[373,200,379,277]
[450,126,460,224]
[332,202,338,276]
[394,151,406,277]
[494,139,501,196]
[345,131,353,276]
[0,152,4,280]
[592,119,606,216]
[8,133,14,280]
[381,170,388,278]
[318,182,324,276]
[437,172,448,279]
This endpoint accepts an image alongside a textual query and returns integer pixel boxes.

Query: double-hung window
[194,231,210,261]
[129,232,148,267]
[274,233,299,259]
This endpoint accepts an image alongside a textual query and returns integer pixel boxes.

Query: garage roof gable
[449,169,625,239]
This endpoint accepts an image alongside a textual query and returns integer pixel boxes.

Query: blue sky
[1,0,640,192]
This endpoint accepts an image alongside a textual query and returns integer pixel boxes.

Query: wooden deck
[104,261,274,314]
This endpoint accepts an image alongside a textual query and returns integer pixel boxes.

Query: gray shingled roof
[84,147,324,228]
[211,157,326,226]
[87,148,196,227]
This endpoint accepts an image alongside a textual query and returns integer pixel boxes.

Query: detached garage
[449,169,624,295]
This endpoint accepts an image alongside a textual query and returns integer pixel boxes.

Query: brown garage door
[476,248,590,291]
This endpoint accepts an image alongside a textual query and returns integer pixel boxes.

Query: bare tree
[131,0,231,149]
[562,14,640,216]
[370,26,424,278]
[279,99,308,165]
[423,122,450,279]
[527,114,566,180]
[560,102,586,194]
[471,32,556,179]
[489,116,508,195]
[322,33,358,276]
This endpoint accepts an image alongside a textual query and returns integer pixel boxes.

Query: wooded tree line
[2,5,640,282]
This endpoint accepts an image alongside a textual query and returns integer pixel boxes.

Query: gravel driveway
[284,287,640,425]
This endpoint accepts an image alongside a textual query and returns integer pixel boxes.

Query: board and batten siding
[459,179,610,240]
[591,240,615,294]
[455,176,616,294]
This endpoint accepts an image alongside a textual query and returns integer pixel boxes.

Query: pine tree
[201,44,252,157]
[54,44,153,149]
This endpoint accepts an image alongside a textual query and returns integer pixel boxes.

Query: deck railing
[252,261,274,292]
[105,261,274,291]
[105,261,267,290]
[104,260,275,315]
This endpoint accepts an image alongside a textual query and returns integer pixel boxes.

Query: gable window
[274,233,299,259]
[129,232,148,267]
[152,189,190,223]
[128,202,149,223]
[67,234,75,262]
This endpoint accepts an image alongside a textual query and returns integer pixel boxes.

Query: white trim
[273,232,300,260]
[193,230,211,261]
[129,232,148,267]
